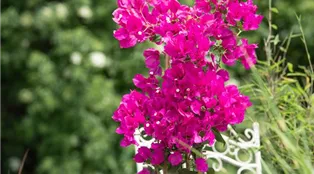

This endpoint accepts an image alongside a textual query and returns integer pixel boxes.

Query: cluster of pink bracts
[112,0,262,173]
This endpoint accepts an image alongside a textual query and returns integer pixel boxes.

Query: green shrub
[1,0,145,173]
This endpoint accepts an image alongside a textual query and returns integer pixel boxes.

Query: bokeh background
[1,0,314,174]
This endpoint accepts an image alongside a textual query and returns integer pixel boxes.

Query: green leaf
[271,7,279,14]
[177,169,197,174]
[287,63,294,72]
[279,46,287,53]
[168,165,180,174]
[273,35,280,46]
[212,128,226,145]
[208,168,215,174]
[152,34,161,42]
[271,24,278,30]
[287,72,307,77]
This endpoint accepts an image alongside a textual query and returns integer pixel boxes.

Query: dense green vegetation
[1,0,146,173]
[1,0,313,174]
[244,16,314,173]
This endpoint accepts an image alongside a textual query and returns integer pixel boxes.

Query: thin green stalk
[296,15,314,94]
[265,0,273,64]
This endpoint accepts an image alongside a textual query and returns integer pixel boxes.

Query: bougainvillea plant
[112,0,262,173]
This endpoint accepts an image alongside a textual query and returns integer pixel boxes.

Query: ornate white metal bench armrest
[135,122,261,174]
[203,122,261,174]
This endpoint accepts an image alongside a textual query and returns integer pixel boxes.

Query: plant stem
[165,55,170,69]
[176,138,203,158]
[186,153,190,169]
[163,162,168,174]
[155,166,160,174]
[265,0,272,64]
[296,15,314,94]
[18,149,29,174]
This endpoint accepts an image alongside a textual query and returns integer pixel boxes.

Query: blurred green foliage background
[1,0,313,174]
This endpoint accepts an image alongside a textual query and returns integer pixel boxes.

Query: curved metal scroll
[135,122,261,174]
[203,122,261,174]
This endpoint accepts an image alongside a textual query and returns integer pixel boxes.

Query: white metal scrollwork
[135,122,261,174]
[203,123,261,174]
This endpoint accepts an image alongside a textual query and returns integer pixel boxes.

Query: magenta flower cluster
[112,0,262,173]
